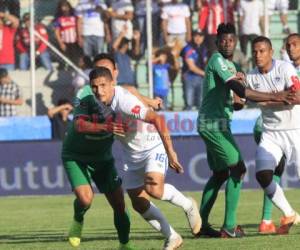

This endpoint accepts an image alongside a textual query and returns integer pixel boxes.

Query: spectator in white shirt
[161,0,191,47]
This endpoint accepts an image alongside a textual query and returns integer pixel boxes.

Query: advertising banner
[0,136,299,196]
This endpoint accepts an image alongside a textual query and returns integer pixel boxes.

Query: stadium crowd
[0,0,298,116]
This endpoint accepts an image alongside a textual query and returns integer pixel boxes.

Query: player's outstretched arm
[144,110,184,174]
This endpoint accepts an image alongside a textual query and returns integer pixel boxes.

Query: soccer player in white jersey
[245,36,300,234]
[286,33,300,76]
[92,59,201,250]
[256,33,300,234]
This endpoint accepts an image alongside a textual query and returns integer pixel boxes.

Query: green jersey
[198,52,237,131]
[62,85,114,162]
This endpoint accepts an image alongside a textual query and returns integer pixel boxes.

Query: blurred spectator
[112,27,141,86]
[16,13,53,71]
[0,0,20,18]
[181,29,207,110]
[108,0,134,41]
[239,0,264,57]
[0,68,23,117]
[268,0,290,34]
[47,98,73,140]
[161,0,191,47]
[198,0,235,57]
[75,0,109,57]
[152,50,174,109]
[54,0,82,65]
[0,11,19,70]
[72,55,92,93]
[133,0,161,55]
[233,48,249,73]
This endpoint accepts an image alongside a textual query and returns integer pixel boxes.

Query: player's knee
[256,170,273,188]
[230,161,247,180]
[77,192,93,208]
[145,184,163,199]
[213,170,229,183]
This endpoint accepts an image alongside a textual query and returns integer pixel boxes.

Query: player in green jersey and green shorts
[197,23,291,238]
[62,82,133,249]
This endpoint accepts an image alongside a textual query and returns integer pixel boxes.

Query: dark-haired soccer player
[251,34,300,234]
[245,36,300,235]
[197,23,291,238]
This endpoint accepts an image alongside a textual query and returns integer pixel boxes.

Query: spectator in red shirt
[0,11,19,70]
[16,13,53,71]
[54,0,82,65]
[197,0,234,57]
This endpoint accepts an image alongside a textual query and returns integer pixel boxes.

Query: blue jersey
[153,63,170,97]
[181,43,207,77]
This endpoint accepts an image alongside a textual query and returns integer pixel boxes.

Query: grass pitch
[1,189,300,250]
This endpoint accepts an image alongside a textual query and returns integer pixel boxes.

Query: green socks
[73,199,90,223]
[200,176,225,227]
[114,210,131,244]
[223,176,242,230]
[261,175,281,220]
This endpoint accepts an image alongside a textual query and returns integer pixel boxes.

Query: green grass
[1,190,300,250]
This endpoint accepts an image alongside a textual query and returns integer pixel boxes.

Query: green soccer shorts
[62,158,122,193]
[199,129,243,171]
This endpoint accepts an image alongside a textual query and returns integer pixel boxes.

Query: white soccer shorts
[256,129,300,178]
[268,0,289,15]
[122,144,169,190]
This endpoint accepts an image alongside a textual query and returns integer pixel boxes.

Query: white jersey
[111,86,162,163]
[246,59,300,131]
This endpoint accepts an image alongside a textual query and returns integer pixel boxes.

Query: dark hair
[79,55,93,69]
[22,12,30,21]
[89,67,113,81]
[93,53,116,69]
[217,23,236,38]
[287,33,300,41]
[55,0,74,18]
[0,68,8,79]
[57,98,71,106]
[118,37,130,49]
[252,36,272,49]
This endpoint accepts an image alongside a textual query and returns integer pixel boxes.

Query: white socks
[141,201,176,238]
[161,183,192,212]
[265,182,294,217]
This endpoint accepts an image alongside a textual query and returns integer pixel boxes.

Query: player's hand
[235,72,245,83]
[106,122,127,137]
[276,90,296,104]
[232,92,245,111]
[168,151,184,174]
[150,97,163,110]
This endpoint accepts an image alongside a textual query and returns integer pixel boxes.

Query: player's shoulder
[274,59,294,71]
[76,85,93,100]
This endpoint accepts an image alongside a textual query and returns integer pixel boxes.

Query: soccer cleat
[185,197,202,235]
[220,225,245,238]
[163,233,183,250]
[119,242,135,250]
[276,213,296,235]
[195,224,221,238]
[258,220,276,234]
[68,220,83,247]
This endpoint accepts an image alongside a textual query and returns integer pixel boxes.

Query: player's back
[247,59,300,131]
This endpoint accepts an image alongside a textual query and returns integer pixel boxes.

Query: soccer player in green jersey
[62,82,132,249]
[197,23,292,238]
[256,33,300,233]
